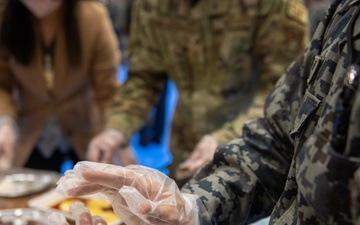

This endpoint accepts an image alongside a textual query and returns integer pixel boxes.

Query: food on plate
[0,179,16,195]
[51,197,119,224]
[87,198,112,209]
[59,198,83,213]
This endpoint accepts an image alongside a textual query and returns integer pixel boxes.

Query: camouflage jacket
[183,0,360,224]
[106,0,308,149]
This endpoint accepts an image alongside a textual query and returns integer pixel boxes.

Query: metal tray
[0,168,59,198]
[0,208,50,225]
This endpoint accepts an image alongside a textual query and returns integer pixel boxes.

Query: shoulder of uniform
[133,0,176,17]
[258,0,308,25]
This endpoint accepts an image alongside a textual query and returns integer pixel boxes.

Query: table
[0,187,53,210]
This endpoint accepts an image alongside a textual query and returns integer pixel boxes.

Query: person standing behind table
[0,0,127,172]
[55,0,360,224]
[103,0,309,185]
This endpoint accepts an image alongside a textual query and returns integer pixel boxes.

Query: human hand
[48,202,107,225]
[56,161,202,225]
[0,124,16,171]
[87,130,124,164]
[176,135,218,180]
[117,145,137,166]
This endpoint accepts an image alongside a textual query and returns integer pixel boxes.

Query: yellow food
[59,198,82,213]
[86,199,111,209]
[54,197,120,224]
[100,211,119,223]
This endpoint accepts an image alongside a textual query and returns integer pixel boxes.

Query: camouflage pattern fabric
[182,0,360,224]
[106,0,309,175]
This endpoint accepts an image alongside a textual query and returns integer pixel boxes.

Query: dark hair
[0,0,81,68]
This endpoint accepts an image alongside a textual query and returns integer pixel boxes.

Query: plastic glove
[48,202,107,225]
[47,212,69,225]
[56,161,209,225]
[0,124,16,171]
[87,129,124,164]
[176,135,218,181]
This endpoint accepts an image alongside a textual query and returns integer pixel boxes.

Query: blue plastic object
[60,156,74,175]
[117,64,178,175]
[117,63,128,84]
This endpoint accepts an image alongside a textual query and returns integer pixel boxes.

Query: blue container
[118,64,178,175]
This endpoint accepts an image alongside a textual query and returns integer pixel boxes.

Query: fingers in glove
[81,169,153,198]
[92,216,107,225]
[47,212,69,225]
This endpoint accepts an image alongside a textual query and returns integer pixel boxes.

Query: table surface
[0,187,53,210]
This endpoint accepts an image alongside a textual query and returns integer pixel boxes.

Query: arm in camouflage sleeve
[182,52,307,224]
[211,0,309,144]
[105,0,168,141]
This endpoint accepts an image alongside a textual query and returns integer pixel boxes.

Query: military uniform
[183,0,360,224]
[106,0,308,177]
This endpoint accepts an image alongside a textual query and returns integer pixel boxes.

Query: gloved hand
[87,129,124,164]
[0,123,16,171]
[56,161,207,225]
[48,202,107,225]
[176,135,218,181]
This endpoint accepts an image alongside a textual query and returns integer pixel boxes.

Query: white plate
[0,208,51,225]
[0,169,57,198]
[28,189,122,225]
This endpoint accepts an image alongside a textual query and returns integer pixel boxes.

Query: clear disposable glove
[87,129,124,164]
[48,202,107,225]
[56,161,210,225]
[176,135,218,181]
[0,123,16,171]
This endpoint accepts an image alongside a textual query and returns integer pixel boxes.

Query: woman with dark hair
[0,0,127,172]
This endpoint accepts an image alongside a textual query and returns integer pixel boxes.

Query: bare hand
[0,124,16,171]
[117,145,137,166]
[176,135,218,180]
[87,130,123,164]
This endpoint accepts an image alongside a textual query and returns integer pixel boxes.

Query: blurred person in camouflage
[101,0,132,54]
[55,0,360,224]
[101,0,309,185]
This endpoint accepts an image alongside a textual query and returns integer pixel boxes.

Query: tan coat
[0,1,121,166]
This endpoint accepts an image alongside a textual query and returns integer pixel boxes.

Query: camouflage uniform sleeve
[182,52,306,223]
[349,69,360,223]
[105,0,168,140]
[211,0,309,144]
